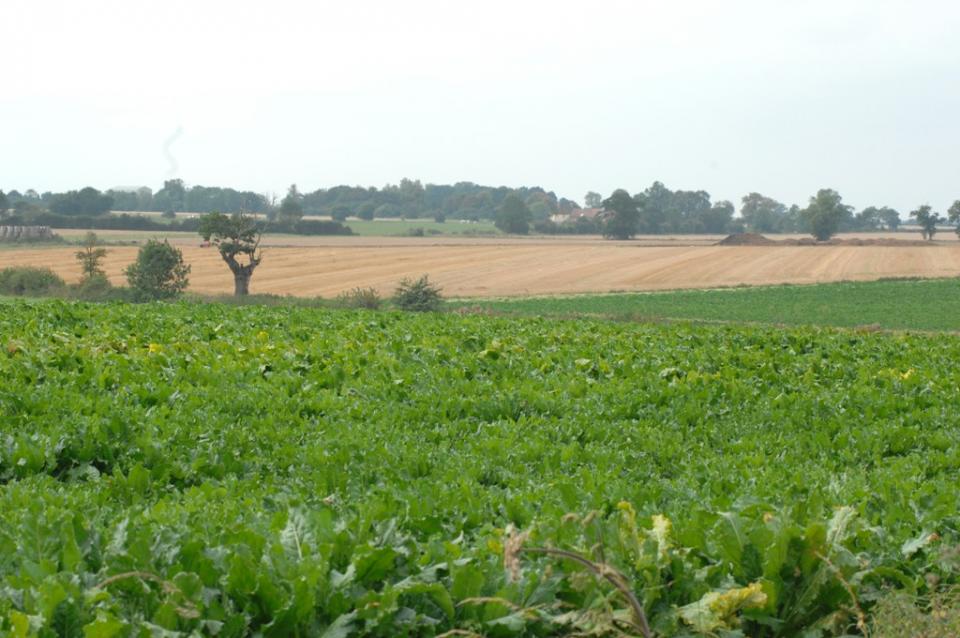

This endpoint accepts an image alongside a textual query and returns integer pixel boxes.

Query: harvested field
[5,238,960,297]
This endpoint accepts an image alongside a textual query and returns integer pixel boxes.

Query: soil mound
[717,233,778,246]
[717,233,934,247]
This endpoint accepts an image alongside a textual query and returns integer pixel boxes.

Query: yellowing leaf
[650,514,673,560]
[678,582,768,633]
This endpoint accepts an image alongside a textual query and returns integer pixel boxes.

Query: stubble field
[4,233,960,297]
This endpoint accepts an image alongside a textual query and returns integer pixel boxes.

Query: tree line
[3,179,960,240]
[598,186,960,241]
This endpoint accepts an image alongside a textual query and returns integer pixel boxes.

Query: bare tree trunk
[234,273,251,296]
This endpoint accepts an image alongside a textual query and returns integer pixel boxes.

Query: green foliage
[0,301,959,635]
[393,274,443,311]
[49,187,114,216]
[740,192,791,233]
[912,204,944,240]
[857,205,901,231]
[494,195,532,234]
[72,273,117,301]
[335,287,382,310]
[124,239,190,301]
[0,266,66,296]
[602,189,639,239]
[0,190,8,217]
[949,200,960,234]
[802,189,853,240]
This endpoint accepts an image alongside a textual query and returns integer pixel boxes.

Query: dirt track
[6,238,960,297]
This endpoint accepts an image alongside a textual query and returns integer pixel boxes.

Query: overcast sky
[3,0,959,211]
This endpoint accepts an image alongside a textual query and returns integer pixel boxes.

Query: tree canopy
[49,187,113,216]
[602,189,640,239]
[279,184,304,223]
[801,189,853,241]
[911,205,943,240]
[495,195,532,234]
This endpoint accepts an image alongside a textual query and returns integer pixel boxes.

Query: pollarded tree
[602,189,640,240]
[912,204,943,240]
[495,194,532,234]
[801,189,853,241]
[198,212,263,296]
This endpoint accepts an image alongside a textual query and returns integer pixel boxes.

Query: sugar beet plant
[0,300,958,636]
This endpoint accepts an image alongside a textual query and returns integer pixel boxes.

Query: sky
[3,0,959,211]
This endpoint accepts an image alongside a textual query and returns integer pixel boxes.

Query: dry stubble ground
[5,232,960,298]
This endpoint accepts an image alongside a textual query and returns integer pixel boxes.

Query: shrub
[125,239,191,301]
[0,266,66,296]
[72,273,119,301]
[335,287,382,310]
[406,227,425,237]
[392,275,443,312]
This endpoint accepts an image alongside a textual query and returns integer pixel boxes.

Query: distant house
[549,207,606,224]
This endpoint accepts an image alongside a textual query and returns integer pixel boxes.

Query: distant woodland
[1,178,952,238]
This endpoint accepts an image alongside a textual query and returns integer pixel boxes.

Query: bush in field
[335,287,382,310]
[0,266,66,296]
[495,194,532,234]
[124,239,190,301]
[393,274,443,311]
[73,273,118,301]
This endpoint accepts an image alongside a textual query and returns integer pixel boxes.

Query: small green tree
[393,275,443,312]
[199,212,263,296]
[0,190,8,218]
[801,189,852,241]
[602,189,640,239]
[124,239,190,301]
[75,232,108,281]
[358,203,376,221]
[911,204,943,240]
[278,184,304,224]
[495,195,532,234]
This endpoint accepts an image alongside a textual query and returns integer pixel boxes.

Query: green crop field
[1,300,958,636]
[454,278,960,332]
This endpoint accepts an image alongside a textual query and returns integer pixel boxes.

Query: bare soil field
[6,235,960,297]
